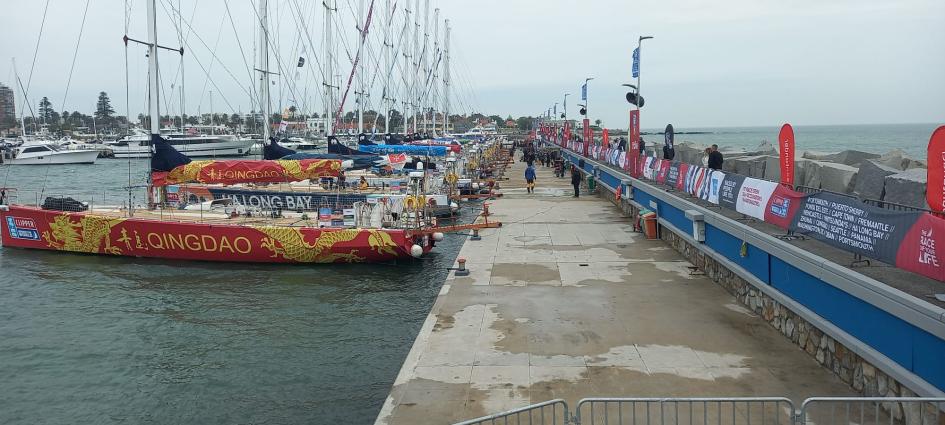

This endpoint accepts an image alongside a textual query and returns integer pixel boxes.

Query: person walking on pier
[571,165,582,198]
[708,144,724,170]
[525,164,537,194]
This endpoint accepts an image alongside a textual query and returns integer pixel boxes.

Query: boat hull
[0,205,431,263]
[108,139,255,158]
[2,149,100,165]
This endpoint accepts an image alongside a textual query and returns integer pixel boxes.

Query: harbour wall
[559,148,945,403]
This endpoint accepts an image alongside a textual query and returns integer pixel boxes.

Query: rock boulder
[853,160,900,200]
[763,156,781,182]
[817,162,859,194]
[883,169,927,208]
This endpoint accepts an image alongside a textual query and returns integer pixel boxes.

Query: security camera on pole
[627,35,653,177]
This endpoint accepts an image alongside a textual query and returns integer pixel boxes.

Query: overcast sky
[1,0,943,130]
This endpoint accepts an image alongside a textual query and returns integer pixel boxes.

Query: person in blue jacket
[524,164,537,194]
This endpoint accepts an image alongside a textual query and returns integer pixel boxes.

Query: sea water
[0,160,466,424]
[642,123,938,159]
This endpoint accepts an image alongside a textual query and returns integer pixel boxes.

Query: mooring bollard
[471,229,481,241]
[455,258,470,276]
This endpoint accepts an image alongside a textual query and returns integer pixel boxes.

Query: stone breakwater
[667,142,929,209]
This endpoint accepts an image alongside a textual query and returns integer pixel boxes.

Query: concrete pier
[375,160,853,425]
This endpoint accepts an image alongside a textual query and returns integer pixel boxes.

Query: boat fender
[404,196,418,210]
[410,244,424,258]
[432,232,445,242]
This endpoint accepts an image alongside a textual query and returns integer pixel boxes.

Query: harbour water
[0,161,469,424]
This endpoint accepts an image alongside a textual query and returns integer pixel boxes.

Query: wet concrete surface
[375,159,854,425]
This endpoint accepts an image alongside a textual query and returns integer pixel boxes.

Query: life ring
[446,173,459,184]
[428,197,438,207]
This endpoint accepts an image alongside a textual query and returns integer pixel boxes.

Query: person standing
[525,164,537,194]
[708,144,724,170]
[663,143,675,160]
[571,165,582,198]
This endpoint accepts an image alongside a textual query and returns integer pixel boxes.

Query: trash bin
[587,177,596,191]
[640,209,658,239]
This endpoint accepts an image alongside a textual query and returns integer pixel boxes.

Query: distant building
[0,83,15,129]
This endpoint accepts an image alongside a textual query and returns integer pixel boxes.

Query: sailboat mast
[383,0,393,134]
[431,7,439,136]
[411,0,419,133]
[178,0,185,131]
[323,0,335,136]
[356,0,365,135]
[146,0,161,136]
[401,6,411,135]
[421,0,430,134]
[258,0,271,140]
[11,59,26,137]
[443,19,450,135]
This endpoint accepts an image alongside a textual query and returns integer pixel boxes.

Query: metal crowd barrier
[574,398,795,425]
[798,398,944,425]
[453,399,570,425]
[454,397,945,425]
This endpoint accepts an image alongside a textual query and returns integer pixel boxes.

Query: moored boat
[1,143,100,165]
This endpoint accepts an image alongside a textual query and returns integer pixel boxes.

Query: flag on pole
[632,48,640,78]
[581,83,587,101]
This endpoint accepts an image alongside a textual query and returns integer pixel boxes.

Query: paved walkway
[375,159,852,425]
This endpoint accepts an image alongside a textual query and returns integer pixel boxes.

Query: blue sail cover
[150,134,193,172]
[357,144,448,156]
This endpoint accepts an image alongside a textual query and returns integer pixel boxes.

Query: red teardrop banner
[926,126,945,212]
[778,123,795,187]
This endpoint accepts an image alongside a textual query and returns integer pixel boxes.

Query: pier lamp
[623,83,644,108]
[563,93,570,119]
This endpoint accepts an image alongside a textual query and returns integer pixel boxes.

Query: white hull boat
[1,144,100,165]
[107,133,255,158]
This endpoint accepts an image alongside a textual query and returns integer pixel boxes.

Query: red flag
[778,123,795,186]
[602,128,609,148]
[628,110,641,176]
[926,125,945,212]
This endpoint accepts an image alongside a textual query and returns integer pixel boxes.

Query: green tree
[230,113,242,127]
[594,119,602,128]
[387,109,404,130]
[38,97,55,123]
[516,116,533,131]
[95,92,115,124]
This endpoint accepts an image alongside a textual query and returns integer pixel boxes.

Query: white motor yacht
[107,130,255,158]
[1,144,99,165]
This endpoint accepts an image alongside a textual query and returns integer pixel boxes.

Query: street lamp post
[563,93,570,120]
[636,36,653,113]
